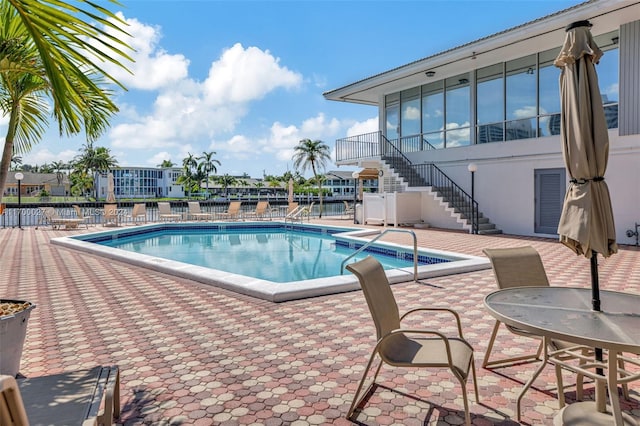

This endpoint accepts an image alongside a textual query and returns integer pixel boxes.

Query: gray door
[535,168,565,234]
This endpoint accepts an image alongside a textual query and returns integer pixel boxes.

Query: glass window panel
[423,132,444,149]
[539,47,561,117]
[422,81,444,134]
[401,87,420,137]
[596,41,618,129]
[506,54,537,121]
[477,64,504,125]
[477,123,504,143]
[385,93,400,141]
[445,74,470,147]
[506,118,536,141]
[540,113,561,137]
[445,127,470,147]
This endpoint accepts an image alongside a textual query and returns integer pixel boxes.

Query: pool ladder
[340,229,418,282]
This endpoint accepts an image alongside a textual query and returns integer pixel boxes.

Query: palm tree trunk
[0,105,20,204]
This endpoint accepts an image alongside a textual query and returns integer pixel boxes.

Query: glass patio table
[484,286,640,426]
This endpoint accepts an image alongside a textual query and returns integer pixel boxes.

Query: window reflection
[446,74,471,147]
[382,30,618,148]
[401,88,420,137]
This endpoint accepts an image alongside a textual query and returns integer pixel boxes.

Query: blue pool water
[53,222,489,302]
[97,227,427,282]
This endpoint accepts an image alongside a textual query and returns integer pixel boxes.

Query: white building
[96,167,185,199]
[324,0,640,243]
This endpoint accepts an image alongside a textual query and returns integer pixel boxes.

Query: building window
[445,73,471,147]
[421,80,444,149]
[477,63,504,143]
[505,54,537,141]
[382,30,619,150]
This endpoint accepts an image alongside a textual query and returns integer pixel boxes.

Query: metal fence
[0,197,353,228]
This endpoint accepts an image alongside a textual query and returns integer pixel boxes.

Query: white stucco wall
[405,131,640,245]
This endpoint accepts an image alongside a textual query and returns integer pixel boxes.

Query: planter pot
[0,300,36,377]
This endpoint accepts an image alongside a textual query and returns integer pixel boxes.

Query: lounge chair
[244,201,271,221]
[217,201,242,221]
[126,203,147,224]
[187,201,214,221]
[342,200,354,219]
[103,204,119,227]
[345,256,479,425]
[482,246,633,410]
[39,207,84,230]
[1,365,120,426]
[72,205,92,228]
[157,202,181,222]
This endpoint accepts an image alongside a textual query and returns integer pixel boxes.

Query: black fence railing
[0,198,354,228]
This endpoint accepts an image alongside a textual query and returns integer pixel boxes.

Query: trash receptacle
[355,204,363,224]
[0,300,36,377]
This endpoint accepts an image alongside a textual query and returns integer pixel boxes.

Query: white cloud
[347,117,378,137]
[147,152,176,167]
[22,148,77,166]
[403,105,420,120]
[513,106,537,119]
[203,43,302,105]
[100,13,190,90]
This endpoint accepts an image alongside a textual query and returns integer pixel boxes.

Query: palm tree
[293,139,331,218]
[178,153,199,199]
[216,174,237,197]
[0,0,131,202]
[10,155,22,171]
[198,151,221,199]
[157,159,175,168]
[72,142,118,200]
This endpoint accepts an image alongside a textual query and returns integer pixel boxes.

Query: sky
[8,0,585,179]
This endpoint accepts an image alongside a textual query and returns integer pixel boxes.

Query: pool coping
[51,222,491,302]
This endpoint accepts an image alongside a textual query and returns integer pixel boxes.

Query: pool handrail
[340,229,418,282]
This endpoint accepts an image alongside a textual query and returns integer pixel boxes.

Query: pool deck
[1,219,639,425]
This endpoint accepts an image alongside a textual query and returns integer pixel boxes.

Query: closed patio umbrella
[106,172,116,203]
[288,178,294,203]
[555,20,618,312]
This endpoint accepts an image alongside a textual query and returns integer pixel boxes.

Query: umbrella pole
[591,252,604,378]
[591,252,600,312]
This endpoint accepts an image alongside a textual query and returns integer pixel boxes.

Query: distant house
[324,0,640,241]
[3,172,70,197]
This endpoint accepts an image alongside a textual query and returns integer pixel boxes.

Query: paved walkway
[1,220,639,425]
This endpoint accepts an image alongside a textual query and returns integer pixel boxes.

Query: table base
[554,402,638,426]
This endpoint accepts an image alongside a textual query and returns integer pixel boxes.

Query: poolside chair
[346,256,479,425]
[103,204,120,227]
[187,201,214,221]
[1,365,120,426]
[342,200,354,219]
[217,201,242,221]
[285,202,298,216]
[72,205,92,228]
[0,375,29,425]
[244,201,271,221]
[157,202,181,222]
[126,203,147,224]
[39,207,84,230]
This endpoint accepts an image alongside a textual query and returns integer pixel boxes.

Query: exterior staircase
[381,153,502,235]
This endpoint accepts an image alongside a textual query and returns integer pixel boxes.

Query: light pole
[351,171,359,224]
[15,172,24,229]
[467,163,477,234]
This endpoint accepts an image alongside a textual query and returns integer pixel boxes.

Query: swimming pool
[52,222,490,302]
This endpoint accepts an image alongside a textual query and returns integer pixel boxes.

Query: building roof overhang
[323,0,638,105]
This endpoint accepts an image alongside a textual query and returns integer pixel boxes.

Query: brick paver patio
[1,219,639,425]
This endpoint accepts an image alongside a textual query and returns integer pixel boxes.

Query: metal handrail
[340,229,418,282]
